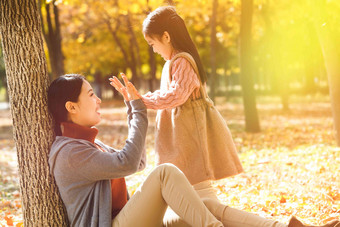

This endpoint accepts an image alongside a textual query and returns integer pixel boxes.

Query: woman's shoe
[288,216,340,227]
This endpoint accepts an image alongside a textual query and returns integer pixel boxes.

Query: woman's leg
[163,180,218,227]
[112,164,222,227]
[164,180,287,227]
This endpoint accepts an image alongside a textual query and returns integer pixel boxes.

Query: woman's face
[144,33,174,60]
[69,80,102,127]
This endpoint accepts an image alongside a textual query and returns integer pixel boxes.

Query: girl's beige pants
[112,164,223,227]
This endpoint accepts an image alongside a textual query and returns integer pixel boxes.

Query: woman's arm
[124,100,146,171]
[141,57,200,110]
[67,99,148,181]
[98,100,147,171]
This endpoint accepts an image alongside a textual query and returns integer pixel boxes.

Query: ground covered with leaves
[0,96,339,226]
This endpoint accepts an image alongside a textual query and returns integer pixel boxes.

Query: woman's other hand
[109,73,140,101]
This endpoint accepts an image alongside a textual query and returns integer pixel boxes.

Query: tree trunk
[126,29,139,86]
[148,46,157,92]
[105,17,138,85]
[209,0,218,102]
[125,13,140,86]
[0,0,69,225]
[126,12,142,75]
[261,2,290,110]
[313,0,340,145]
[239,0,261,132]
[94,70,103,99]
[304,22,319,94]
[145,3,157,92]
[40,0,65,79]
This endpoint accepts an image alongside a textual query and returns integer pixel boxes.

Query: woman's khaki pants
[112,164,223,227]
[163,181,288,227]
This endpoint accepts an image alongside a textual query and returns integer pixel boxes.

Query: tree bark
[0,0,69,225]
[240,0,261,132]
[209,0,218,102]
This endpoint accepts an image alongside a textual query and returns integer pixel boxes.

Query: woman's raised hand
[109,73,140,101]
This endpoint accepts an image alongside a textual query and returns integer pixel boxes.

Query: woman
[47,74,223,227]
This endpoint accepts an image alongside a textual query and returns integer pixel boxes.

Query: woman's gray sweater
[49,100,148,227]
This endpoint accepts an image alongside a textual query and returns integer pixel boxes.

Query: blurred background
[1,1,340,225]
[0,0,339,127]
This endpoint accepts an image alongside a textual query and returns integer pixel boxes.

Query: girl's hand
[109,74,140,101]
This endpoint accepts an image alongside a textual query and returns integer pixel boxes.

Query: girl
[128,5,338,227]
[48,74,224,227]
[141,5,242,190]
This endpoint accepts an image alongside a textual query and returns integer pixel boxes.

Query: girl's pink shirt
[141,57,201,110]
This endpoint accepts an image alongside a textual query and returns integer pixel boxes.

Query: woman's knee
[157,163,180,171]
[152,163,185,181]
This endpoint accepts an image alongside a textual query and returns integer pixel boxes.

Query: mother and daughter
[47,5,339,227]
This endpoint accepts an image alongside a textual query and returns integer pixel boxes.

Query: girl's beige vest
[155,52,243,185]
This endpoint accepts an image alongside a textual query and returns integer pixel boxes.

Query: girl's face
[67,80,102,127]
[144,32,174,60]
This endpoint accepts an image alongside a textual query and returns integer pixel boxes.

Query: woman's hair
[47,74,85,136]
[143,6,207,84]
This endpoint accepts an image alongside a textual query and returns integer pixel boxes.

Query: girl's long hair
[143,6,207,84]
[47,74,85,136]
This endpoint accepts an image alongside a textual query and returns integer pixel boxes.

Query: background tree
[0,0,68,225]
[145,1,158,92]
[239,0,260,132]
[209,0,218,102]
[43,0,339,132]
[0,46,7,102]
[311,0,340,146]
[256,0,290,110]
[39,0,65,79]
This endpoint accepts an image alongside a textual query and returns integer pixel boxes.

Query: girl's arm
[141,57,200,110]
[67,99,148,181]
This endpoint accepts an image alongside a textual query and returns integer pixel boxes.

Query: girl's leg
[195,181,287,227]
[193,180,219,200]
[112,164,222,227]
[202,198,287,227]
